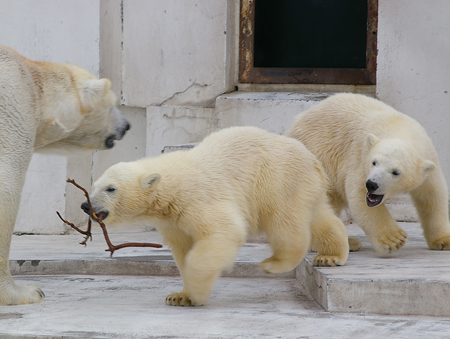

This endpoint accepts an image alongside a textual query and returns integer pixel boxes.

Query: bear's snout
[80,201,109,220]
[366,180,379,193]
[105,108,131,149]
[81,201,91,215]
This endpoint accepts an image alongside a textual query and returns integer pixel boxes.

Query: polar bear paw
[0,283,45,305]
[260,257,299,274]
[312,255,345,267]
[430,236,450,250]
[165,292,197,307]
[348,237,362,252]
[373,228,408,255]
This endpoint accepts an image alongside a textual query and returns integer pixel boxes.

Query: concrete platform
[300,223,450,317]
[2,222,450,338]
[9,227,293,279]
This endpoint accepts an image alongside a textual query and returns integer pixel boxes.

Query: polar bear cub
[286,93,450,255]
[84,126,349,306]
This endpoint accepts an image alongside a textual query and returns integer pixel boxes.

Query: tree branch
[57,178,163,257]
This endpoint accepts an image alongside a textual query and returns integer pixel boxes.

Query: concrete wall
[120,0,238,156]
[121,0,235,108]
[377,0,450,180]
[2,0,449,233]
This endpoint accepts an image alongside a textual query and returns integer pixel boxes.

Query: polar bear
[0,46,130,305]
[82,126,349,306]
[286,93,450,255]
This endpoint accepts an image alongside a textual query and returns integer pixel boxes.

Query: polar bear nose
[81,201,91,214]
[105,121,131,149]
[366,180,379,192]
[80,201,109,220]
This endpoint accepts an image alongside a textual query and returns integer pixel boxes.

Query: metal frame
[239,0,378,85]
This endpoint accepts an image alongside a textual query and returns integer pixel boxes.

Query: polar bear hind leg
[410,169,450,250]
[309,198,349,266]
[259,209,311,274]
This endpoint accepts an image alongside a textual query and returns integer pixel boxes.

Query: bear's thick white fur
[0,46,130,305]
[286,93,450,255]
[86,126,349,306]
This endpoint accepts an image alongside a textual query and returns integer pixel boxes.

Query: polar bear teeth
[366,192,384,207]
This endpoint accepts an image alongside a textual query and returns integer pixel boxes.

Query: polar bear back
[131,126,326,231]
[287,93,438,175]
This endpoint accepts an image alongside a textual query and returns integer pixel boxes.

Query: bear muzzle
[105,120,131,149]
[81,201,109,220]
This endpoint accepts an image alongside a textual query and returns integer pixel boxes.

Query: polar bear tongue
[366,192,384,207]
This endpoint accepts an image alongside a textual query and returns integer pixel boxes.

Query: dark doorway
[239,0,378,84]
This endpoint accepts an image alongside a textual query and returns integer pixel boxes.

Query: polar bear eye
[392,170,400,176]
[105,186,116,193]
[372,160,377,166]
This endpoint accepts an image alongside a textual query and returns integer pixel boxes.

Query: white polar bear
[83,126,349,306]
[286,93,450,255]
[0,46,130,305]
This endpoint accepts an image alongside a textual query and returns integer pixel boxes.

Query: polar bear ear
[367,133,380,148]
[420,160,436,174]
[141,173,161,190]
[80,78,112,111]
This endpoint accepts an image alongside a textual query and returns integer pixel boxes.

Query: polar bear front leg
[165,290,194,306]
[163,231,195,307]
[0,270,45,305]
[165,213,246,307]
[411,171,450,250]
[166,236,242,307]
[0,156,45,305]
[347,188,407,255]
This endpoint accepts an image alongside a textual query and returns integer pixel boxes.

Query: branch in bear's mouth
[56,178,163,257]
[56,211,92,246]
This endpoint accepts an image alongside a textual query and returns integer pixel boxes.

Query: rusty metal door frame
[239,0,378,85]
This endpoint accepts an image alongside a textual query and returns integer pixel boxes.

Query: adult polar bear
[0,46,130,305]
[83,127,349,306]
[286,93,450,255]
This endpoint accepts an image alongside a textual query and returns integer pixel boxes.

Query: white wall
[215,92,329,135]
[119,0,238,156]
[377,0,450,180]
[0,1,100,73]
[121,0,235,108]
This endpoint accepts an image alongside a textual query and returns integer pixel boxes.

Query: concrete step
[299,222,450,317]
[8,222,450,318]
[9,228,293,279]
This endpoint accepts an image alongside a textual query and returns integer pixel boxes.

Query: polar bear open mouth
[366,193,384,207]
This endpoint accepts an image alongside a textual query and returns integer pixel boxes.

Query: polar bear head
[37,63,130,153]
[81,161,161,225]
[364,134,435,207]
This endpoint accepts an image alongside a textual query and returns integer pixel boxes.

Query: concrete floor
[2,222,450,338]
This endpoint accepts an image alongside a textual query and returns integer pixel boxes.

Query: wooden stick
[56,211,92,246]
[94,212,162,257]
[57,178,162,257]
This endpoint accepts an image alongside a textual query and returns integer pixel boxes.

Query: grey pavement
[2,222,450,338]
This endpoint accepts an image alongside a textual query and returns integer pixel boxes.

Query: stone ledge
[297,222,450,316]
[9,233,293,279]
[10,259,294,280]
